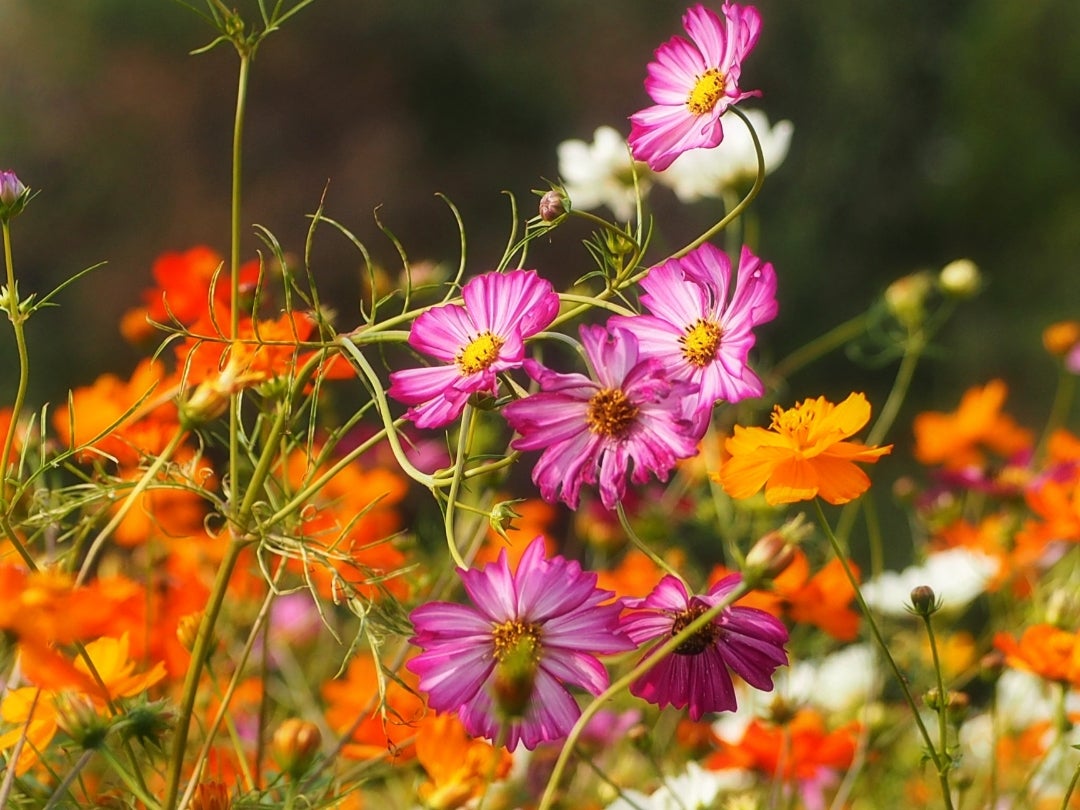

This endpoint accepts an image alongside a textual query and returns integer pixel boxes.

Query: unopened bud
[744,530,796,581]
[884,271,933,329]
[489,499,525,543]
[1043,321,1080,358]
[0,170,29,221]
[492,632,540,720]
[272,718,322,777]
[176,612,202,652]
[938,259,980,298]
[191,782,231,810]
[539,189,566,222]
[909,585,938,616]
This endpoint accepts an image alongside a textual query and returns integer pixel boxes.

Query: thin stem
[1035,364,1077,464]
[42,748,95,810]
[922,610,956,804]
[615,502,684,584]
[769,312,869,385]
[228,49,252,535]
[1,220,29,512]
[866,328,925,448]
[75,427,187,585]
[442,405,473,569]
[812,500,954,810]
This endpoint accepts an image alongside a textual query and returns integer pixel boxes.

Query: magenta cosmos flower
[406,537,633,750]
[609,243,777,426]
[502,325,701,511]
[621,573,788,719]
[388,269,559,428]
[629,3,763,172]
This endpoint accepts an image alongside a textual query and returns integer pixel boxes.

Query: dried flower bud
[0,170,29,221]
[909,585,938,616]
[489,499,525,543]
[539,189,566,222]
[272,718,322,777]
[938,258,980,298]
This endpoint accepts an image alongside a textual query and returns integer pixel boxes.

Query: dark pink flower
[621,573,788,720]
[610,243,777,426]
[406,537,633,751]
[388,269,559,429]
[629,3,762,172]
[502,325,700,511]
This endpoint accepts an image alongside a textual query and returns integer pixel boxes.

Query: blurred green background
[1,0,1078,455]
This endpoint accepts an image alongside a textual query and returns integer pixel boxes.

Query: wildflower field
[2,2,1080,809]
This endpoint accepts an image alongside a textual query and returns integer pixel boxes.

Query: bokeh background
[1,0,1079,462]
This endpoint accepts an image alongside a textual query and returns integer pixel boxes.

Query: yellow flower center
[680,318,723,367]
[670,604,720,656]
[491,619,543,663]
[769,400,823,443]
[586,388,639,439]
[686,68,726,116]
[456,332,504,375]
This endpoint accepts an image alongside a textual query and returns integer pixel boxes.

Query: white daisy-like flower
[603,762,752,810]
[786,643,878,717]
[655,109,793,203]
[860,547,999,617]
[557,126,650,221]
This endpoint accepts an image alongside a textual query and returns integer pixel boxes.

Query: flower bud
[0,170,29,221]
[492,632,540,720]
[884,271,933,329]
[909,585,939,616]
[272,718,322,777]
[1043,321,1080,358]
[488,499,525,543]
[744,530,796,582]
[176,611,202,652]
[191,782,231,810]
[937,258,980,298]
[539,189,566,222]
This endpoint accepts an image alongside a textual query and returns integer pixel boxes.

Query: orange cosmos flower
[719,393,892,505]
[994,624,1080,686]
[0,687,60,775]
[415,713,512,810]
[913,379,1032,470]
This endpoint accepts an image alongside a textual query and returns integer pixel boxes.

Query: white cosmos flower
[860,547,999,617]
[786,643,878,717]
[656,109,793,202]
[557,126,650,221]
[603,762,752,810]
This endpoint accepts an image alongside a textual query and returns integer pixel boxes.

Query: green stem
[812,500,954,810]
[922,610,955,803]
[0,220,29,513]
[536,579,753,810]
[42,748,95,810]
[228,49,252,539]
[615,502,684,584]
[75,427,187,586]
[769,312,869,385]
[1035,365,1077,464]
[442,405,473,569]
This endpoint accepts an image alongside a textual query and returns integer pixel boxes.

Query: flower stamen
[491,619,543,663]
[686,68,726,116]
[456,332,504,375]
[670,604,721,655]
[680,318,723,367]
[586,389,639,439]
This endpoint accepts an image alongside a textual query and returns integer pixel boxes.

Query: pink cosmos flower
[620,573,788,719]
[502,325,701,511]
[388,269,559,429]
[406,536,633,751]
[629,3,763,172]
[609,243,777,427]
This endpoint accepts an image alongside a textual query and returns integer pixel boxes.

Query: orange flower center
[686,68,726,116]
[770,401,819,440]
[670,604,720,655]
[456,332,504,375]
[680,318,723,367]
[586,389,639,438]
[491,619,543,662]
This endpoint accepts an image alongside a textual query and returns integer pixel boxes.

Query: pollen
[670,604,720,656]
[770,401,818,439]
[680,318,723,367]
[491,619,543,662]
[586,388,639,439]
[456,331,504,375]
[686,68,726,116]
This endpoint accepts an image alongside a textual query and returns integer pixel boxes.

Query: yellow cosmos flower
[719,393,892,505]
